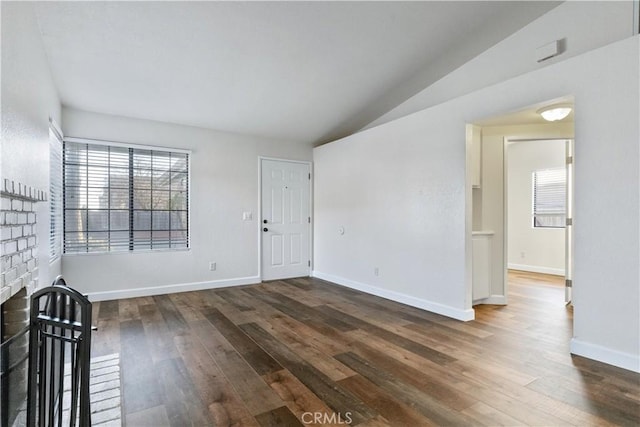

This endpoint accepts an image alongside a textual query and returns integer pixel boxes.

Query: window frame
[62,137,191,255]
[49,118,64,262]
[531,166,566,229]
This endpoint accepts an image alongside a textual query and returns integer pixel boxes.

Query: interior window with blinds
[63,140,189,253]
[49,124,63,261]
[532,167,566,228]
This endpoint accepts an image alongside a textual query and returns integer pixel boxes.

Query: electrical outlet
[374,267,379,276]
[209,262,216,271]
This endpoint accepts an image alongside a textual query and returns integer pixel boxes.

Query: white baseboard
[312,271,474,321]
[508,263,565,276]
[474,294,507,305]
[86,275,261,301]
[570,338,640,373]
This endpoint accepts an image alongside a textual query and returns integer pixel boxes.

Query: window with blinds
[49,123,64,261]
[532,167,566,228]
[63,140,189,253]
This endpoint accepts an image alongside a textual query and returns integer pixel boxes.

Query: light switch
[242,212,252,221]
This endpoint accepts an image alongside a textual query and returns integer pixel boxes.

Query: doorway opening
[468,97,574,309]
[506,138,573,306]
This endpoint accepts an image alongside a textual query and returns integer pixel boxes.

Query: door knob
[263,219,268,224]
[263,228,268,232]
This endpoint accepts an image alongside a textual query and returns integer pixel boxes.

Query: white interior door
[565,139,574,304]
[261,159,311,281]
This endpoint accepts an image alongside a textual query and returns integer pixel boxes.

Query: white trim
[508,263,564,276]
[474,294,507,305]
[257,157,263,279]
[259,156,312,165]
[49,117,64,141]
[63,248,191,257]
[570,338,640,373]
[64,136,192,154]
[85,275,261,302]
[312,271,475,321]
[49,120,64,262]
[633,0,639,35]
[259,157,313,281]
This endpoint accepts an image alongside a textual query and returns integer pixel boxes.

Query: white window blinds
[532,167,566,228]
[49,121,64,261]
[63,140,189,253]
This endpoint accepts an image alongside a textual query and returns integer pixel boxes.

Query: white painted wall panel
[314,112,470,320]
[61,108,312,299]
[1,2,62,286]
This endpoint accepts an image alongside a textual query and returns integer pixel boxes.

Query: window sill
[62,247,191,256]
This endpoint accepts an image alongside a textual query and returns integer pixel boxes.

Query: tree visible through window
[63,140,189,253]
[532,167,566,228]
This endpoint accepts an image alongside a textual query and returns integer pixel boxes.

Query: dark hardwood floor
[91,271,640,426]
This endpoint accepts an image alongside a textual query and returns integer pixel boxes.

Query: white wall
[314,36,639,371]
[479,123,573,301]
[314,112,471,320]
[365,1,636,130]
[1,2,62,286]
[507,139,566,275]
[61,108,312,300]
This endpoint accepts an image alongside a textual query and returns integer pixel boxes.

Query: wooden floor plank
[317,305,456,366]
[347,339,477,411]
[157,357,212,426]
[261,369,338,425]
[201,307,283,376]
[238,322,377,425]
[152,294,188,333]
[190,319,284,416]
[173,331,258,426]
[338,374,439,427]
[335,351,478,426]
[91,317,120,358]
[91,271,640,426]
[137,302,180,363]
[168,292,207,323]
[461,401,525,426]
[254,405,303,427]
[117,298,140,322]
[256,318,357,382]
[98,299,119,320]
[215,288,257,313]
[119,319,164,415]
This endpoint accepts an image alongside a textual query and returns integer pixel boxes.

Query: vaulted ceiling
[34,1,560,145]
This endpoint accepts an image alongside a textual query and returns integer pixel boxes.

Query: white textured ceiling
[34,1,559,145]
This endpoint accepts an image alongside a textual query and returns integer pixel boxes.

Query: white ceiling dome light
[537,104,573,121]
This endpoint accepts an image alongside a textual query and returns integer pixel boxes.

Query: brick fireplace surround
[1,178,47,426]
[1,178,46,309]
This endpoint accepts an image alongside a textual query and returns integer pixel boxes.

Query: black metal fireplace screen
[0,276,91,427]
[27,277,91,427]
[1,278,92,427]
[26,277,93,427]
